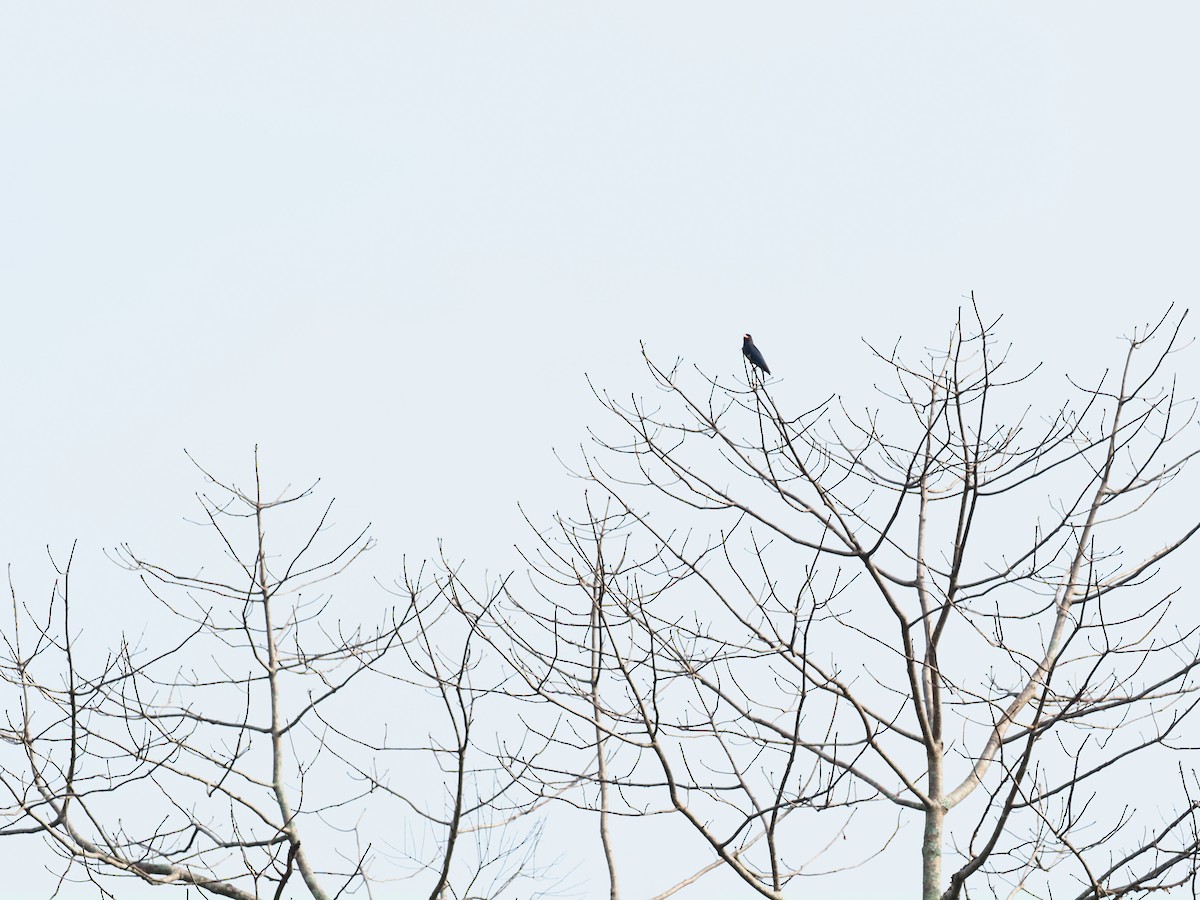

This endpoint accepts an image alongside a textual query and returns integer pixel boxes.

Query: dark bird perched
[742,333,771,377]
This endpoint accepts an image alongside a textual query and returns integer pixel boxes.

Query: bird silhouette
[742,334,771,378]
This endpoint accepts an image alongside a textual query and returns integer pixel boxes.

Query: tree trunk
[923,739,944,900]
[922,799,944,900]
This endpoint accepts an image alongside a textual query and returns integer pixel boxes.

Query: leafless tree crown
[0,452,546,899]
[455,305,1200,900]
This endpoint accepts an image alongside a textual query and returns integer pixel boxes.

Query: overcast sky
[3,4,1199,898]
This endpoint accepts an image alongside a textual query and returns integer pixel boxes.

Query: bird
[742,334,771,378]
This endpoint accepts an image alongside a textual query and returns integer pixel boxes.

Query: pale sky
[2,4,1199,898]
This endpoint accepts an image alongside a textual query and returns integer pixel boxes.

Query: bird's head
[743,333,752,342]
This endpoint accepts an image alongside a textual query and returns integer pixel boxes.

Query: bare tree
[0,453,545,899]
[455,304,1200,899]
